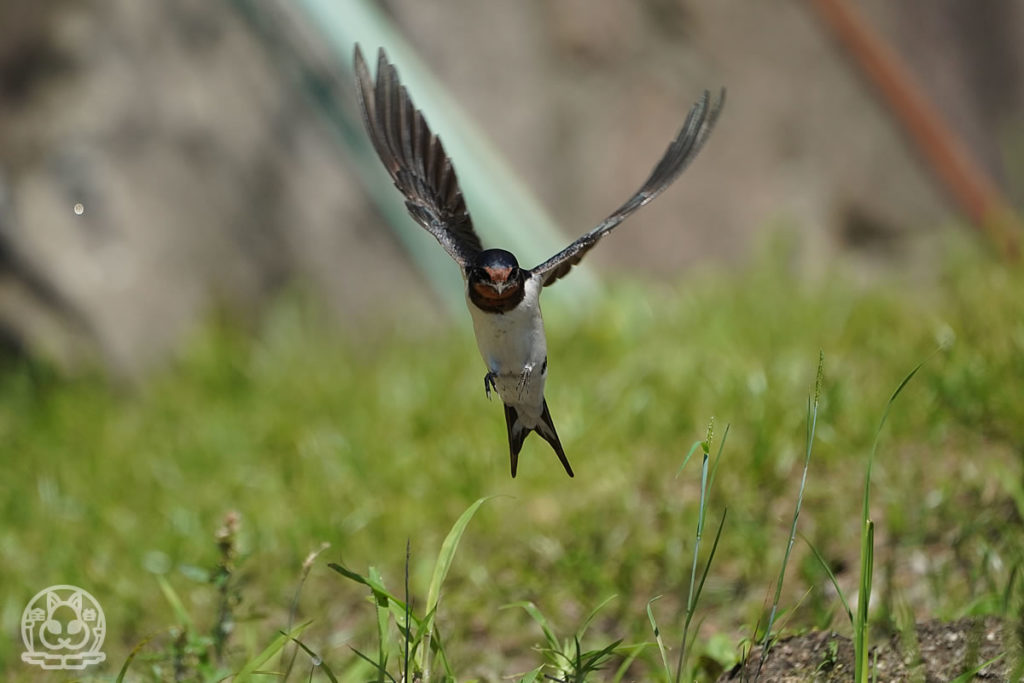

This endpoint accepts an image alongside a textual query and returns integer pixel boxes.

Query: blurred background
[2,1,1024,680]
[1,0,1021,373]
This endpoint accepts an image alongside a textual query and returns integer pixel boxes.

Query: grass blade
[388,602,433,676]
[403,539,411,683]
[328,562,406,607]
[369,566,391,682]
[577,638,624,677]
[611,641,651,682]
[762,353,823,654]
[855,518,875,683]
[115,631,162,683]
[678,509,728,681]
[156,575,195,631]
[234,620,312,681]
[420,496,490,677]
[289,637,340,683]
[854,358,926,682]
[425,497,489,618]
[503,601,561,652]
[950,653,1007,682]
[675,418,728,683]
[518,666,544,682]
[646,596,673,680]
[348,646,397,683]
[576,594,618,641]
[801,532,853,623]
[430,621,455,678]
[863,359,927,522]
[283,541,330,679]
[687,451,711,616]
[694,509,728,614]
[675,439,704,477]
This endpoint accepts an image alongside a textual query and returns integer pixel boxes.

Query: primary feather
[353,46,483,267]
[531,88,726,286]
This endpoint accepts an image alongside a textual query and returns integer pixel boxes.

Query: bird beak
[484,266,514,292]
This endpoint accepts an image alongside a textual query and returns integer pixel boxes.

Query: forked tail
[503,400,575,478]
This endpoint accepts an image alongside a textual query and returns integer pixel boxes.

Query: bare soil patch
[718,617,1016,682]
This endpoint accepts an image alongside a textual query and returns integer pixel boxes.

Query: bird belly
[467,282,547,424]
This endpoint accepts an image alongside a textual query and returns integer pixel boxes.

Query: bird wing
[530,88,725,287]
[354,46,483,268]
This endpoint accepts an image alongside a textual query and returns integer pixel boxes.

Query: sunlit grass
[1,241,1023,680]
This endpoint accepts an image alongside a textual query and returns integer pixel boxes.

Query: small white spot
[73,203,85,216]
[934,323,955,350]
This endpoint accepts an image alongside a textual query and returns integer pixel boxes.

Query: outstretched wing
[354,46,483,267]
[531,88,725,287]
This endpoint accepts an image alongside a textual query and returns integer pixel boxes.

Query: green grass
[2,240,1023,680]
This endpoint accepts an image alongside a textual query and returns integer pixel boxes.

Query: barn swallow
[354,46,724,478]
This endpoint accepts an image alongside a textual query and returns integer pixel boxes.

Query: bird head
[468,249,525,299]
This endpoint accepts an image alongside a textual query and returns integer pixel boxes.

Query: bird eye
[510,266,520,279]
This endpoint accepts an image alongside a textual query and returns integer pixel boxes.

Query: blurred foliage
[1,238,1022,680]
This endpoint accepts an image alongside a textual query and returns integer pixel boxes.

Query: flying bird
[353,46,724,478]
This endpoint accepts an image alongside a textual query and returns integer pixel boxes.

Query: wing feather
[354,46,483,267]
[532,88,726,286]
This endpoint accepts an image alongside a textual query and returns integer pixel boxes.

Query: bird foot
[516,364,534,396]
[484,371,497,400]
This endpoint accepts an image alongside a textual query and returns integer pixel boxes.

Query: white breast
[466,274,548,420]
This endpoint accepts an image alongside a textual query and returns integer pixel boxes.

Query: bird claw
[485,365,532,400]
[516,364,533,396]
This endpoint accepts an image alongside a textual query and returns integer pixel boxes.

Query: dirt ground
[718,617,1017,682]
